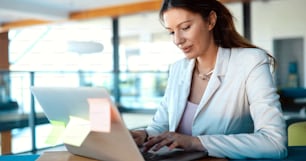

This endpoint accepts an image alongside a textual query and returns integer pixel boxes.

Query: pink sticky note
[87,98,111,132]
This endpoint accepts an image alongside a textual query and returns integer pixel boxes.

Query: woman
[131,0,287,159]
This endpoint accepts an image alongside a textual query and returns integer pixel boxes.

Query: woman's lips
[182,46,191,53]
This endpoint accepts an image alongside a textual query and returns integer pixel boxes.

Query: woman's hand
[130,130,148,146]
[143,131,204,152]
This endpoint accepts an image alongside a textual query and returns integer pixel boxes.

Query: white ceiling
[0,0,149,25]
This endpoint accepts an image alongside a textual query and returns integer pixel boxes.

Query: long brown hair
[159,0,276,69]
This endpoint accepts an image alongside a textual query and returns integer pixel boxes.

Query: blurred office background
[0,0,306,155]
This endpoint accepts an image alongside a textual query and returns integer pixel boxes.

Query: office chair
[288,121,306,146]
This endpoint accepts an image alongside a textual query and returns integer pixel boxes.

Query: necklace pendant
[198,74,209,80]
[195,66,214,81]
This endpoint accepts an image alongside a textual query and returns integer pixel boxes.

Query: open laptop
[30,87,208,161]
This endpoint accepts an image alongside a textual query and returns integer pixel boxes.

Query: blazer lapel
[196,47,231,114]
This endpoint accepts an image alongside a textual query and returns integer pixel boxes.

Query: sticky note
[63,116,91,147]
[45,120,66,145]
[88,98,111,133]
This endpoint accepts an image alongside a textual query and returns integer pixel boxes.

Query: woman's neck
[196,45,218,73]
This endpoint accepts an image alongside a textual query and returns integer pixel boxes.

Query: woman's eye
[182,26,190,31]
[169,31,174,35]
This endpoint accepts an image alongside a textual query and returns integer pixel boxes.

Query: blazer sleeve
[198,49,288,159]
[145,58,190,137]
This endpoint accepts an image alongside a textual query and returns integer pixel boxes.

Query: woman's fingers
[143,132,179,151]
[152,133,176,151]
[143,131,204,152]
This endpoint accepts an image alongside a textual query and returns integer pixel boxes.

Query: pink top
[176,101,198,135]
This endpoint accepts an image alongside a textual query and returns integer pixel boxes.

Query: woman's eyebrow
[164,19,192,30]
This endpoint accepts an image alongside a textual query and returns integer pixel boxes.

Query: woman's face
[163,8,215,59]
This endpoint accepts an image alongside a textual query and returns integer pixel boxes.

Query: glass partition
[118,12,182,110]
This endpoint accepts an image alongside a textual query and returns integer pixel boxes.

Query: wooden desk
[1,146,306,161]
[36,151,228,161]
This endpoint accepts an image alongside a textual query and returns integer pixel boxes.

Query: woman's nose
[174,33,185,47]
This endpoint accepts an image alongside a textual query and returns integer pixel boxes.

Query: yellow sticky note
[63,116,91,147]
[88,98,111,133]
[45,120,66,145]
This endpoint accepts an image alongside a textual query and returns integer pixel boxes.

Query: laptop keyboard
[142,152,161,161]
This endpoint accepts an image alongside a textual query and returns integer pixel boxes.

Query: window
[118,12,183,109]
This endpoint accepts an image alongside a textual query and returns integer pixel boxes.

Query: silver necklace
[195,66,214,80]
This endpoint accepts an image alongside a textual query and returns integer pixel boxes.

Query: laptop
[30,87,208,161]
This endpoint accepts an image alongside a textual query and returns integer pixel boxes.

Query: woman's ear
[208,11,217,31]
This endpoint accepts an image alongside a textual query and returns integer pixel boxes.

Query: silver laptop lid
[30,87,111,124]
[30,86,144,161]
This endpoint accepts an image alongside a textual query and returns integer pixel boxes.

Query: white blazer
[146,47,287,159]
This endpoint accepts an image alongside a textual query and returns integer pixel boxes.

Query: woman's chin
[184,53,196,59]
